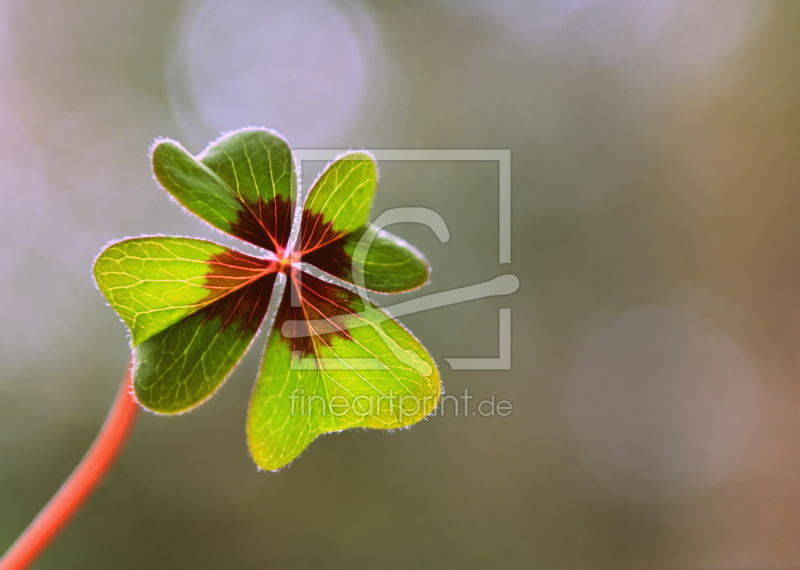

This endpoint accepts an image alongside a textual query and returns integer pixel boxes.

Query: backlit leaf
[247,272,439,470]
[152,128,296,253]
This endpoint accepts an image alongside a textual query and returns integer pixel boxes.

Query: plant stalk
[0,359,140,570]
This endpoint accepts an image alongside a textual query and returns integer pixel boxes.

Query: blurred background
[0,0,797,568]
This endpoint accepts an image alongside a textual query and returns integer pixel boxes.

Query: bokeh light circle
[172,0,380,147]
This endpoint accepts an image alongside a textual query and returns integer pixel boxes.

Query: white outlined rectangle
[295,149,513,371]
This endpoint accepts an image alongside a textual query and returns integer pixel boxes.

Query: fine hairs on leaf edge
[301,147,379,211]
[245,313,443,474]
[148,128,301,258]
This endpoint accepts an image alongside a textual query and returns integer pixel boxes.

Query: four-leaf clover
[94,128,440,470]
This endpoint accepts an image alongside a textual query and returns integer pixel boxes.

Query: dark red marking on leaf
[298,208,343,256]
[300,233,353,284]
[201,272,277,335]
[201,249,276,305]
[196,249,278,334]
[275,270,364,358]
[228,194,294,253]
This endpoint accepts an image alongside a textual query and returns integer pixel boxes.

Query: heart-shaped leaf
[248,273,439,470]
[152,129,296,253]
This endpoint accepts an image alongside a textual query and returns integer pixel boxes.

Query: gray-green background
[0,0,797,568]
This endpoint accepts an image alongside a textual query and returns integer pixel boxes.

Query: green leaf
[302,224,430,293]
[295,152,428,292]
[93,236,275,345]
[134,270,277,414]
[246,273,440,470]
[299,151,377,253]
[152,128,296,252]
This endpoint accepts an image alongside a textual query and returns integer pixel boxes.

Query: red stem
[0,359,140,570]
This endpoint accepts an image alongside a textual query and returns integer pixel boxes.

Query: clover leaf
[93,128,440,471]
